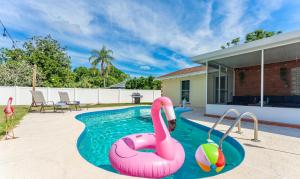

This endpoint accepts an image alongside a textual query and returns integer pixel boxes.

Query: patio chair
[58,91,81,110]
[29,90,69,112]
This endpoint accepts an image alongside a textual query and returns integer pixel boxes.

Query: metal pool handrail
[207,108,241,140]
[219,112,259,149]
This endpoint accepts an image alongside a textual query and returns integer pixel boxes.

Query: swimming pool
[76,106,244,178]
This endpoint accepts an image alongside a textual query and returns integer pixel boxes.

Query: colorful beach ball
[195,142,226,173]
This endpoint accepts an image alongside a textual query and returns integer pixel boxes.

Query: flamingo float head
[152,97,177,132]
[161,98,176,132]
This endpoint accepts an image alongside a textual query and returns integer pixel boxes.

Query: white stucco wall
[206,104,300,125]
[0,86,161,105]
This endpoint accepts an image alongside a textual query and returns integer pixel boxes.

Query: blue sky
[1,0,300,77]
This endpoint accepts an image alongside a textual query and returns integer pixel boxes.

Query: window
[181,80,190,102]
[291,67,300,95]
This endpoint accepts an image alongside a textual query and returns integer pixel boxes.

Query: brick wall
[235,60,300,96]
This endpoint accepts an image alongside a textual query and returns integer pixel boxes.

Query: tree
[152,80,161,90]
[89,46,114,88]
[0,48,25,63]
[231,38,240,46]
[0,60,43,86]
[0,35,129,88]
[106,65,128,82]
[74,66,95,81]
[245,29,282,43]
[104,65,128,87]
[125,78,137,89]
[1,35,75,87]
[221,29,282,49]
[125,76,161,90]
[73,66,128,88]
[75,77,94,88]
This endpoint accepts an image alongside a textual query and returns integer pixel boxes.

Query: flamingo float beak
[168,119,176,132]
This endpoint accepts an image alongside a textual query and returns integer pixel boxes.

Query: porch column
[218,65,221,103]
[260,49,264,107]
[225,67,227,102]
[233,69,235,96]
[205,60,208,106]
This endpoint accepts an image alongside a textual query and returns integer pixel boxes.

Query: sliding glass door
[207,62,233,104]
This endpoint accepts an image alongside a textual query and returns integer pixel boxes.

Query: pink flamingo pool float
[109,97,185,178]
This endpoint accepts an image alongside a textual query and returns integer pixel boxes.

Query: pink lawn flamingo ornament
[109,97,185,178]
[3,97,15,140]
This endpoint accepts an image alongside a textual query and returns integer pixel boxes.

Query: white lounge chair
[58,91,81,111]
[29,90,69,112]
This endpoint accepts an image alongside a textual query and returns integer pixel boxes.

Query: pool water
[76,106,244,179]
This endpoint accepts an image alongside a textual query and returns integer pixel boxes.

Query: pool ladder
[207,109,260,150]
[207,108,241,141]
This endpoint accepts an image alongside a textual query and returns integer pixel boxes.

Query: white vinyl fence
[0,86,161,105]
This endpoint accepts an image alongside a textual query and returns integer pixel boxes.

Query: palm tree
[89,46,114,88]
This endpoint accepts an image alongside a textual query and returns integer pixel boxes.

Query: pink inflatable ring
[110,133,184,178]
[109,97,185,178]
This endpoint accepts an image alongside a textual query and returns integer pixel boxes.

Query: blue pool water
[76,106,244,179]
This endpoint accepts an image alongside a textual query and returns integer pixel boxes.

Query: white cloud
[253,0,283,24]
[170,55,195,69]
[139,65,151,70]
[68,51,91,67]
[96,0,215,55]
[115,64,162,77]
[94,0,283,56]
[0,0,286,75]
[217,0,283,43]
[218,0,247,39]
[0,0,100,36]
[0,37,14,49]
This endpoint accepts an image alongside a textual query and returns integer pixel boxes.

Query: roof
[109,81,126,89]
[157,66,206,80]
[192,29,300,63]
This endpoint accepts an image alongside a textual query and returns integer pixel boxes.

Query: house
[192,30,300,126]
[157,66,206,108]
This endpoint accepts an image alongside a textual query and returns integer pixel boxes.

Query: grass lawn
[0,103,151,139]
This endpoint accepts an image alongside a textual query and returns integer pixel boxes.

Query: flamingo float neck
[7,98,12,106]
[151,97,176,160]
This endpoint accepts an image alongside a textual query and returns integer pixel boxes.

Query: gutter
[156,71,206,81]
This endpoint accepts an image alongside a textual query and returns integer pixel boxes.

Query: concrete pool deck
[182,110,300,179]
[0,106,299,179]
